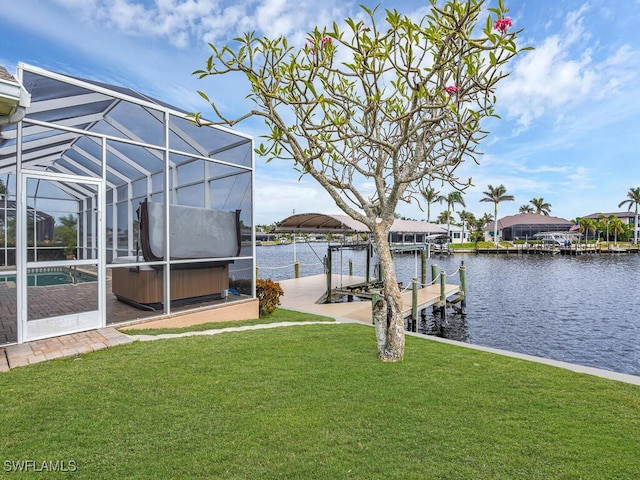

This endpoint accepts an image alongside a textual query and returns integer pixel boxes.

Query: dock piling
[326,250,332,303]
[411,277,418,331]
[440,269,447,323]
[459,261,467,315]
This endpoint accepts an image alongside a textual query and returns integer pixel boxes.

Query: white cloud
[498,4,639,131]
[561,166,595,190]
[48,0,359,49]
[254,177,341,223]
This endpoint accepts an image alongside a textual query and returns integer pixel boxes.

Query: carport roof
[275,213,368,233]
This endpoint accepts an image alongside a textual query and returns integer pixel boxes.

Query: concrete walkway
[128,320,348,342]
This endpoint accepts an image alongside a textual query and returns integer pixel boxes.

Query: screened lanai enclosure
[0,64,256,345]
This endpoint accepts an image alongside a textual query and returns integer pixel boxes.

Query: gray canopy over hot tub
[139,201,241,261]
[112,201,241,310]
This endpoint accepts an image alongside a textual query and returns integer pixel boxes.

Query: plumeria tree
[192,1,524,361]
[618,187,640,245]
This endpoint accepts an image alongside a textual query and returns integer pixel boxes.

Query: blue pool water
[0,269,97,287]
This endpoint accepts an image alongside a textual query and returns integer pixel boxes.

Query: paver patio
[0,327,133,371]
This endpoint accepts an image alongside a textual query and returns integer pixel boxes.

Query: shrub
[256,278,284,317]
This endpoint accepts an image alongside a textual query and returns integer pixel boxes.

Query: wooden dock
[278,274,460,323]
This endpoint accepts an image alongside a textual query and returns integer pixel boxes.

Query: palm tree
[519,204,533,213]
[458,210,475,245]
[577,217,597,245]
[610,217,625,245]
[435,210,451,226]
[438,191,466,241]
[479,212,493,228]
[480,184,514,245]
[597,214,613,244]
[618,187,640,244]
[420,186,440,223]
[529,197,551,215]
[476,212,493,242]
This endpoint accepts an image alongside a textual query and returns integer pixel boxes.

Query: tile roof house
[583,211,637,225]
[484,213,574,242]
[583,211,638,241]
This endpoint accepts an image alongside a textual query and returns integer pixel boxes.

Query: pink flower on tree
[494,17,512,34]
[307,36,332,49]
[444,85,460,95]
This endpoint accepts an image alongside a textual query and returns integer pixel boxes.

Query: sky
[1,0,639,226]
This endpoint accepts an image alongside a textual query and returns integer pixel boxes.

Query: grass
[120,308,335,336]
[1,322,640,479]
[450,241,508,249]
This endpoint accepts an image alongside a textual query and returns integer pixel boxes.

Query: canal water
[257,242,640,376]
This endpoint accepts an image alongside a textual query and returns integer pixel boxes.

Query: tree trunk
[493,205,498,245]
[372,297,387,358]
[372,224,404,362]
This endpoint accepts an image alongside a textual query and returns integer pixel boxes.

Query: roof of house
[0,66,18,83]
[391,218,447,234]
[436,223,466,232]
[583,211,637,219]
[274,212,447,235]
[486,213,573,231]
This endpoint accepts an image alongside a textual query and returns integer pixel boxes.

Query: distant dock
[473,245,640,255]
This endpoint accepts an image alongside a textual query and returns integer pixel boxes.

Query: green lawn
[1,321,639,479]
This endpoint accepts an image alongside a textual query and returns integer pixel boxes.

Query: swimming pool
[0,268,97,287]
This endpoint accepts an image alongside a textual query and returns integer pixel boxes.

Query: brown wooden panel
[112,266,229,305]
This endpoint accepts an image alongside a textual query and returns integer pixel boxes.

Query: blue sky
[2,0,639,225]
